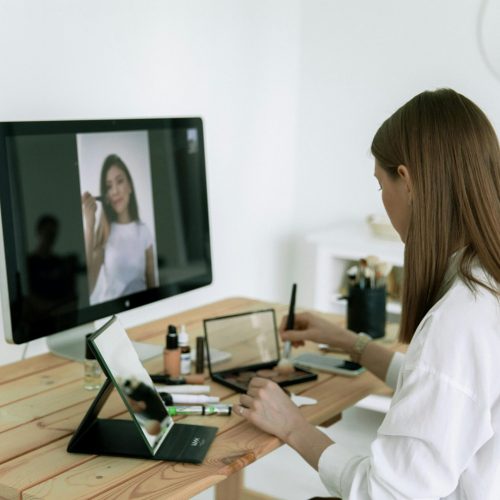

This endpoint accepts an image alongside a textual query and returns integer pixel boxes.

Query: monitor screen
[0,117,212,347]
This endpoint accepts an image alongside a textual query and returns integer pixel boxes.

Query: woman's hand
[234,377,310,443]
[81,191,106,293]
[279,311,356,352]
[81,191,97,231]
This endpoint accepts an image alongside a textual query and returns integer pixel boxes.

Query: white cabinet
[297,220,405,317]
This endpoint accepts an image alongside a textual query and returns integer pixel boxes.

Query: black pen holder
[346,285,386,339]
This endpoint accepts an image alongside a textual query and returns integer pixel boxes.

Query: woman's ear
[397,164,413,202]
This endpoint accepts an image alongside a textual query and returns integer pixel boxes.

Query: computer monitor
[0,117,212,360]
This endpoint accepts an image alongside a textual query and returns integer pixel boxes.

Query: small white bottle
[178,324,192,375]
[84,334,102,390]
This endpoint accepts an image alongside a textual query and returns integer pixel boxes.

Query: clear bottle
[164,325,181,377]
[84,333,102,390]
[178,324,191,375]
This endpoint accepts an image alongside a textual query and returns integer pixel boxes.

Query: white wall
[1,0,499,365]
[292,0,500,237]
[0,0,302,364]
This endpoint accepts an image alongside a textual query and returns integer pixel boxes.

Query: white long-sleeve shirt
[318,264,500,499]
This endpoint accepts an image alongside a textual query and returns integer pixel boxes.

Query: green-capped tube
[166,404,232,416]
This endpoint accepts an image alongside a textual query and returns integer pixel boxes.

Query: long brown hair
[95,154,140,250]
[100,154,139,223]
[371,89,500,343]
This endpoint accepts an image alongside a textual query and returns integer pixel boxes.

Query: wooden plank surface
[0,354,70,385]
[126,297,267,343]
[0,362,85,407]
[0,391,123,464]
[0,297,389,500]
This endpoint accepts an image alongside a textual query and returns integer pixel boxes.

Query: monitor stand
[46,322,163,362]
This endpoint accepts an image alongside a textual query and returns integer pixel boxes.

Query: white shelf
[297,220,405,315]
[304,220,404,266]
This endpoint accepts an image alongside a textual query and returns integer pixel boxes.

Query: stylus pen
[165,404,232,416]
[282,283,297,359]
[159,392,220,405]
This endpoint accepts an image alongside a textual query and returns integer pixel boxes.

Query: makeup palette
[203,309,317,393]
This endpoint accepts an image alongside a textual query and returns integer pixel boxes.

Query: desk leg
[216,469,244,500]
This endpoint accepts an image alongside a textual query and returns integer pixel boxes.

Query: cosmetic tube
[165,404,232,416]
[153,385,210,394]
[159,392,220,405]
[150,374,205,385]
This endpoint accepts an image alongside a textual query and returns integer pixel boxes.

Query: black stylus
[282,283,297,359]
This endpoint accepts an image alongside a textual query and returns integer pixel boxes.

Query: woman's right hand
[81,191,97,231]
[279,311,356,352]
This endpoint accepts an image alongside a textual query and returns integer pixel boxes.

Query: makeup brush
[276,283,297,374]
[366,255,380,288]
[346,265,358,287]
[375,261,393,287]
[358,258,367,289]
[366,255,380,269]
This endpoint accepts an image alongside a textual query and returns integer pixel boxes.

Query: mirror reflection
[91,317,173,454]
[204,309,279,372]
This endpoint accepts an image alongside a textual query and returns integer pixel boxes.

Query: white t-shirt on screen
[90,221,153,305]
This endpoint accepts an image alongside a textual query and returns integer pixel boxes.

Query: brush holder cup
[346,285,386,339]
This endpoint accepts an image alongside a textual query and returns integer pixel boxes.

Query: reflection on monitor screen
[0,118,212,359]
[91,316,173,454]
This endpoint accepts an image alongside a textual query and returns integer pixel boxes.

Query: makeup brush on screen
[276,283,297,374]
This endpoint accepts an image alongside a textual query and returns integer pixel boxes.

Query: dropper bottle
[178,324,191,375]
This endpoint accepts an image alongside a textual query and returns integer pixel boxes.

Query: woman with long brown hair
[82,154,156,304]
[235,89,500,498]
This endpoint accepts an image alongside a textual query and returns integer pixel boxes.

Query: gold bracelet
[350,333,372,364]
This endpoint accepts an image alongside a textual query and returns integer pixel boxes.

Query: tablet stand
[68,378,154,458]
[68,317,217,463]
[67,378,217,462]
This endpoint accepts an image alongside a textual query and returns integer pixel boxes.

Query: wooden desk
[0,297,388,499]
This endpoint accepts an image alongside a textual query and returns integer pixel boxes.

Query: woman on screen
[82,154,156,304]
[235,89,500,498]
